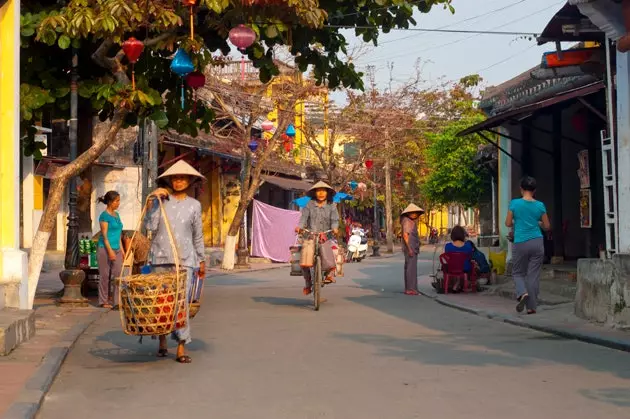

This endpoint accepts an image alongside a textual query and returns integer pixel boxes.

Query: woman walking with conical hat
[400,204,424,295]
[295,181,340,295]
[144,160,205,363]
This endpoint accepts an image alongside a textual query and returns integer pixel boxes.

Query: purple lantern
[248,139,259,152]
[229,24,256,51]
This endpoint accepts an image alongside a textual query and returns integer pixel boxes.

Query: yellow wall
[419,207,449,237]
[0,0,20,274]
[221,173,241,245]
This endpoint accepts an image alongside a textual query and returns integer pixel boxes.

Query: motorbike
[346,227,368,262]
[428,227,439,244]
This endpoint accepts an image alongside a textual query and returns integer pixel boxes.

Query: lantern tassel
[192,90,197,116]
[190,6,194,41]
[181,79,185,110]
[131,64,136,90]
[241,54,245,82]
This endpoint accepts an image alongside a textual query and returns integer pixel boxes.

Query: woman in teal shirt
[97,191,124,309]
[505,177,550,314]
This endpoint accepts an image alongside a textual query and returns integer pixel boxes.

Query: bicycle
[299,229,334,311]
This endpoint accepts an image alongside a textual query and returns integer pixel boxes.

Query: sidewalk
[418,275,630,353]
[1,271,106,418]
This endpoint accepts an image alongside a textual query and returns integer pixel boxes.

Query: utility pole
[59,48,87,306]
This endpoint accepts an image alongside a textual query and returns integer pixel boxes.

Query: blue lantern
[171,48,194,76]
[285,124,296,137]
[349,181,358,191]
[171,48,195,110]
[248,139,259,152]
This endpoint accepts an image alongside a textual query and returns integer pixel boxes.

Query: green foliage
[20,0,453,157]
[422,113,489,208]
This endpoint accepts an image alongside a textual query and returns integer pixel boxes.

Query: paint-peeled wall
[91,166,142,235]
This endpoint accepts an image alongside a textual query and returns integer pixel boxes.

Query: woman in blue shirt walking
[505,177,551,314]
[97,191,124,309]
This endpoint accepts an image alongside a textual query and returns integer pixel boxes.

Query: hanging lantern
[248,139,259,153]
[185,71,206,116]
[396,171,403,180]
[286,123,296,137]
[357,182,367,199]
[283,140,292,153]
[229,24,257,51]
[365,159,374,170]
[171,48,195,110]
[403,181,410,188]
[262,120,274,131]
[122,37,144,90]
[181,0,197,41]
[349,181,358,191]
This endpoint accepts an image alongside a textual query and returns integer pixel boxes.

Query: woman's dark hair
[450,225,467,242]
[97,191,120,205]
[521,176,537,192]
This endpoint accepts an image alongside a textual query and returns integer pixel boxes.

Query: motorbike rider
[295,181,340,295]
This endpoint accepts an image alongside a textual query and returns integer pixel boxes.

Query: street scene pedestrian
[96,191,123,309]
[144,160,206,363]
[506,176,550,314]
[3,2,630,419]
[400,203,424,295]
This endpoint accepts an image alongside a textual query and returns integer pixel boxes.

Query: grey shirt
[145,195,205,268]
[298,200,340,233]
[401,216,420,254]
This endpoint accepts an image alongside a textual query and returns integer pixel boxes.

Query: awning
[457,81,605,137]
[537,3,605,45]
[261,175,311,191]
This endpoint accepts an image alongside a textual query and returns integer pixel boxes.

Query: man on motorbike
[295,181,340,295]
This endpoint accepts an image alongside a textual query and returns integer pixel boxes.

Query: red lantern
[185,71,206,116]
[122,37,144,89]
[396,171,403,179]
[181,0,196,5]
[283,140,292,153]
[365,159,374,170]
[229,24,257,51]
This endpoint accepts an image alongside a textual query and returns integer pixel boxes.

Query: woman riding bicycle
[295,181,340,296]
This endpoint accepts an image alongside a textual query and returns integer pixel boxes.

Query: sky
[329,0,568,104]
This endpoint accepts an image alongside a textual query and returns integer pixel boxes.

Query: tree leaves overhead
[20,0,453,156]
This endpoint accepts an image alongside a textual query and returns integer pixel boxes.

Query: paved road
[39,254,630,419]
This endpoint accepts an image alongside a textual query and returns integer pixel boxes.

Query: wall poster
[580,188,592,229]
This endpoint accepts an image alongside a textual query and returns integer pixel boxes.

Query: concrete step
[0,308,36,356]
[485,278,576,306]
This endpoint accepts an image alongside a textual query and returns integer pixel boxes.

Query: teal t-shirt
[509,198,546,243]
[98,211,123,250]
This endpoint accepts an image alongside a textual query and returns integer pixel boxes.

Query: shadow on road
[88,329,211,363]
[251,296,313,310]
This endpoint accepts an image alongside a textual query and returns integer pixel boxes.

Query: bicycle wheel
[313,255,322,311]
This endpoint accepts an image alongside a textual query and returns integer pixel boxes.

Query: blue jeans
[153,265,192,344]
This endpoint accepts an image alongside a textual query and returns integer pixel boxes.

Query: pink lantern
[229,24,256,51]
[262,120,274,131]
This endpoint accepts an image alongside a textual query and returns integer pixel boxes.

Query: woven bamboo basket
[118,196,189,336]
[119,271,187,336]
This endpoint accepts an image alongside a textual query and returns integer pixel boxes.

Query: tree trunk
[27,109,128,307]
[384,157,394,253]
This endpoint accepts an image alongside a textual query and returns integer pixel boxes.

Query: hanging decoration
[122,37,144,90]
[357,182,367,199]
[248,139,259,153]
[229,24,257,82]
[349,181,358,191]
[171,48,195,110]
[181,0,197,41]
[262,120,274,131]
[286,123,296,137]
[365,159,374,170]
[396,171,403,180]
[283,140,292,153]
[185,71,206,115]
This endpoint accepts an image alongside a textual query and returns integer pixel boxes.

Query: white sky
[329,0,568,104]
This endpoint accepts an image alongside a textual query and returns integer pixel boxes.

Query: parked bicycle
[298,229,334,311]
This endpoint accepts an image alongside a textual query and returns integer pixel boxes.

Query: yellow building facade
[0,0,29,309]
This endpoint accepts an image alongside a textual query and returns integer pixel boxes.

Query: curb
[418,290,630,354]
[1,309,108,419]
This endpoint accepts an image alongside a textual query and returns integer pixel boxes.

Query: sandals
[323,277,336,284]
[527,309,537,315]
[157,348,168,358]
[100,304,113,309]
[176,355,192,364]
[516,294,529,313]
[302,287,312,296]
[404,290,419,296]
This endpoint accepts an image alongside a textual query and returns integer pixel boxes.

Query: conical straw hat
[158,160,205,180]
[401,203,425,215]
[307,181,335,198]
